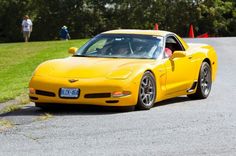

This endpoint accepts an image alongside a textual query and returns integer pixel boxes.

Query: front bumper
[29,76,139,106]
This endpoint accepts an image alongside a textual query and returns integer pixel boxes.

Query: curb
[0,96,31,115]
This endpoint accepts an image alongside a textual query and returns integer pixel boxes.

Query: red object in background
[189,24,195,38]
[197,33,209,38]
[154,23,159,30]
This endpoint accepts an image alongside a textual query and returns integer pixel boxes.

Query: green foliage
[0,0,235,42]
[0,0,34,42]
[196,0,236,36]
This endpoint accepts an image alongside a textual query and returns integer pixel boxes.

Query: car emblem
[68,79,78,83]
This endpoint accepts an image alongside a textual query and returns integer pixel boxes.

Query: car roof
[102,29,173,37]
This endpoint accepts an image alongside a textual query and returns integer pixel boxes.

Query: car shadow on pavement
[0,96,192,117]
[155,96,192,107]
[0,104,134,117]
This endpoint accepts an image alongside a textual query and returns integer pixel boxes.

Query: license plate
[60,88,79,98]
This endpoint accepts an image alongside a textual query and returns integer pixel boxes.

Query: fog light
[112,91,131,97]
[29,88,35,94]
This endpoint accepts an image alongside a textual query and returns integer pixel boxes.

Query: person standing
[22,15,33,42]
[60,26,70,40]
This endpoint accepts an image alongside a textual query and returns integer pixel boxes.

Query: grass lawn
[0,39,88,103]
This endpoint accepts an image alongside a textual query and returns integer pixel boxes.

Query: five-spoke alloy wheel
[137,71,156,110]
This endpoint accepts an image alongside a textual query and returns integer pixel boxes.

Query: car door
[163,35,195,95]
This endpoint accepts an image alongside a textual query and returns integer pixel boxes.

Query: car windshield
[74,34,164,59]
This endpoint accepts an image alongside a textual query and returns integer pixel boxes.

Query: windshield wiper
[73,55,96,57]
[73,55,119,58]
[72,55,153,59]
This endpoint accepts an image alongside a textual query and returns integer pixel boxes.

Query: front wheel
[188,62,212,99]
[136,71,156,110]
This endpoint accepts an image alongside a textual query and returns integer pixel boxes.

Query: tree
[196,0,236,36]
[0,0,235,42]
[0,0,34,42]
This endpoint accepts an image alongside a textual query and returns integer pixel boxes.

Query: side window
[164,36,184,58]
[165,36,184,52]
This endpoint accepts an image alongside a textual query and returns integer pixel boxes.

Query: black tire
[136,71,156,110]
[188,62,212,99]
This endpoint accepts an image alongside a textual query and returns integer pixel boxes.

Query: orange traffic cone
[197,33,209,38]
[154,23,159,30]
[189,24,195,38]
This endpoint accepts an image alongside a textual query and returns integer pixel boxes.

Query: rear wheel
[188,62,212,99]
[136,71,156,110]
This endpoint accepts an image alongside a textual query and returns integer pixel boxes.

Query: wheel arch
[144,69,156,78]
[192,57,212,90]
[202,57,216,81]
[193,57,211,82]
[203,58,211,68]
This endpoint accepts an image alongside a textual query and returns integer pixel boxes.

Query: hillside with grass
[0,39,88,102]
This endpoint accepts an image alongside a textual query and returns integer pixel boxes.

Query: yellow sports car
[29,29,217,110]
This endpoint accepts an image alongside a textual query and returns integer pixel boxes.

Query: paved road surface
[0,38,236,156]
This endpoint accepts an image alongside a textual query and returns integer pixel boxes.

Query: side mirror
[170,51,186,59]
[68,47,78,55]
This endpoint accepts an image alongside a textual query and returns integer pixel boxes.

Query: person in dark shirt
[60,26,70,40]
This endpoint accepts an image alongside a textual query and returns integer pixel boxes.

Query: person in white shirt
[22,15,33,42]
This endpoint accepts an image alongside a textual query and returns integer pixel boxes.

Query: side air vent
[187,81,198,93]
[84,93,111,98]
[35,90,56,97]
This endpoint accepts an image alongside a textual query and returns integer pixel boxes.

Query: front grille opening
[106,100,119,104]
[35,90,56,97]
[29,96,38,100]
[84,93,111,98]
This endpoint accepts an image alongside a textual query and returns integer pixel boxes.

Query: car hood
[35,57,155,79]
